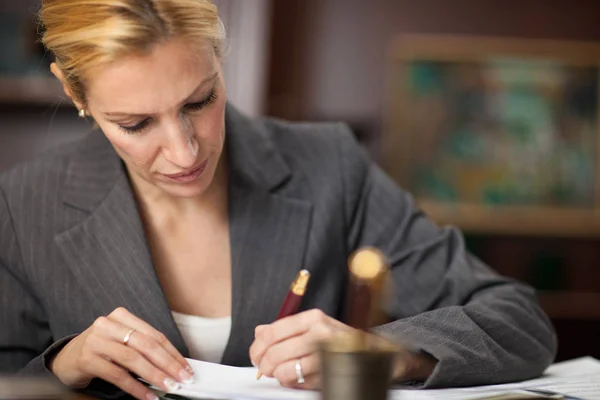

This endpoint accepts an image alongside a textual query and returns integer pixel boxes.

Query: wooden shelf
[419,200,600,238]
[0,76,67,106]
[538,291,600,321]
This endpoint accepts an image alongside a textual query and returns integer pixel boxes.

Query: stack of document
[394,357,600,400]
[155,356,600,400]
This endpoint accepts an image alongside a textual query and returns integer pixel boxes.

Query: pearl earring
[78,109,86,118]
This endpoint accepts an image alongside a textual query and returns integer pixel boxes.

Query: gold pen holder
[319,333,396,400]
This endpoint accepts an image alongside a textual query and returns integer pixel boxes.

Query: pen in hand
[256,269,311,380]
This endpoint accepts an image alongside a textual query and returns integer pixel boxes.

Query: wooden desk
[0,376,184,400]
[0,378,180,400]
[0,376,104,400]
[70,395,104,400]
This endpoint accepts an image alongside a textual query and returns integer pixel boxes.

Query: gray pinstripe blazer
[0,105,555,394]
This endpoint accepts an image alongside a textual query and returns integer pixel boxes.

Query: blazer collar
[62,103,291,212]
[225,104,291,191]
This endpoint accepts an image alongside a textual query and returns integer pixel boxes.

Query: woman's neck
[128,155,228,220]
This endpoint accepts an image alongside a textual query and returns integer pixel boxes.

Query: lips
[165,163,203,178]
[163,159,208,182]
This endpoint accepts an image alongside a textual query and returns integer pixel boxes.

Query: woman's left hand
[249,309,352,389]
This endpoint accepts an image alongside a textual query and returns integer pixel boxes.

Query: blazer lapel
[221,106,313,366]
[222,185,312,365]
[55,133,187,354]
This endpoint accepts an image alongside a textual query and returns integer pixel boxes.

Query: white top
[172,311,232,364]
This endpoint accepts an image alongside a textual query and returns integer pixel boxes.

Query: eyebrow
[103,72,219,117]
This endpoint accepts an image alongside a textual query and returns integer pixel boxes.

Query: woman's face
[84,38,227,199]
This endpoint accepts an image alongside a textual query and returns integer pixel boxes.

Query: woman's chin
[157,180,211,198]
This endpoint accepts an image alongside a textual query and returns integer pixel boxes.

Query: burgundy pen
[256,269,311,379]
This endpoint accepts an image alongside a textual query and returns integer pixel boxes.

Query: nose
[162,115,198,168]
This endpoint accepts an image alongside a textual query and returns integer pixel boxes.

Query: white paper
[165,359,317,400]
[160,357,600,400]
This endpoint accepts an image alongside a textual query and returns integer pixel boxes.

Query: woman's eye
[115,90,218,134]
[184,91,218,112]
[118,118,151,134]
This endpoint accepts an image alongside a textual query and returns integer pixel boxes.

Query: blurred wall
[0,0,88,171]
[267,0,600,155]
[305,0,600,120]
[215,0,271,117]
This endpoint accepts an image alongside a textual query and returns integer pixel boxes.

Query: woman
[0,1,556,399]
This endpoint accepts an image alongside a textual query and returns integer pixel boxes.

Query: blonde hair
[39,0,225,106]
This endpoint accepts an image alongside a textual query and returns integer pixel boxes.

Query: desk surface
[0,376,187,400]
[0,376,98,400]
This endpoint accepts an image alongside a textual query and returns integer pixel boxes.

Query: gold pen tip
[291,269,311,295]
[256,370,263,380]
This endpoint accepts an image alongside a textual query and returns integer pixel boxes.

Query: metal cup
[319,333,396,400]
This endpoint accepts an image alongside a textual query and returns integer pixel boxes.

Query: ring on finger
[295,359,305,384]
[123,328,136,345]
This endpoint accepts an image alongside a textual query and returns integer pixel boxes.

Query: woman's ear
[50,62,84,111]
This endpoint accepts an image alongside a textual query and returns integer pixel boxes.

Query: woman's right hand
[49,307,194,400]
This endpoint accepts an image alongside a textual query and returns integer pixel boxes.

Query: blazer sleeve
[337,126,557,388]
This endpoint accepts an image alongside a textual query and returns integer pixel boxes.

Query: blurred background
[1,0,600,361]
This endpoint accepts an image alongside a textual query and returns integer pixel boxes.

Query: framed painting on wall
[384,35,600,237]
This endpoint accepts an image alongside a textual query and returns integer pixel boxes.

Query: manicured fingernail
[163,377,180,391]
[185,365,195,375]
[147,394,159,400]
[179,369,194,384]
